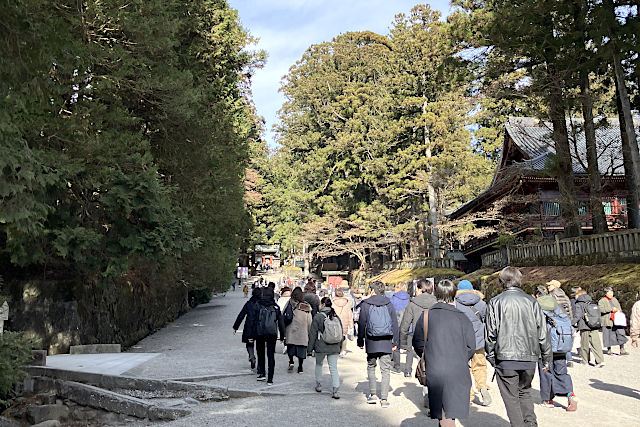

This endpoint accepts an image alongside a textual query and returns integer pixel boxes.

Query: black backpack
[257,305,278,337]
[584,303,602,329]
[282,302,294,326]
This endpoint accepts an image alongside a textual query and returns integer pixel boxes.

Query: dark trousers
[537,356,573,401]
[495,368,537,427]
[256,337,277,382]
[246,341,255,362]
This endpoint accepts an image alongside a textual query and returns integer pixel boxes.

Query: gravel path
[124,284,640,426]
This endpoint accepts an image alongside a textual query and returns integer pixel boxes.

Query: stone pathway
[45,353,159,375]
[121,286,639,426]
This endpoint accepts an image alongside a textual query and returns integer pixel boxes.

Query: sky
[228,0,451,147]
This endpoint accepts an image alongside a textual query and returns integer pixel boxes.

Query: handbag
[415,309,429,386]
[613,311,627,327]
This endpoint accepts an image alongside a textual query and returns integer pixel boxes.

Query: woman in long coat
[285,287,313,372]
[598,287,629,355]
[413,280,475,427]
[332,288,354,355]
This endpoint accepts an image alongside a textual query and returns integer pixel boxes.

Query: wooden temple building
[449,117,638,266]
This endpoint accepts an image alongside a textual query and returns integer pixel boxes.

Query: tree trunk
[547,61,582,237]
[615,80,640,229]
[580,72,608,234]
[424,101,440,258]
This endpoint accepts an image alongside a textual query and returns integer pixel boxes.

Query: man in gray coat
[399,278,436,378]
[486,267,552,427]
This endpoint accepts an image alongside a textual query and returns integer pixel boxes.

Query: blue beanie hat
[458,280,473,290]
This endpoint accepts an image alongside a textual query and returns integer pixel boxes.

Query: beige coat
[332,296,354,334]
[631,300,640,343]
[285,301,312,346]
[598,296,622,328]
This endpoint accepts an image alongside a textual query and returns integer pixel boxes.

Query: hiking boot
[380,399,390,408]
[567,393,578,412]
[257,375,266,381]
[366,394,378,404]
[480,387,492,406]
[541,400,554,408]
[288,363,294,372]
[332,387,340,399]
[315,382,322,393]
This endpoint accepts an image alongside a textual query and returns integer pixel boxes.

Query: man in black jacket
[233,287,262,369]
[485,267,552,427]
[255,287,286,385]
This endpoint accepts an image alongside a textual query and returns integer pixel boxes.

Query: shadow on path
[589,378,640,400]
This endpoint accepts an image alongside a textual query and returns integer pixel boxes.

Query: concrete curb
[26,367,229,401]
[168,372,255,382]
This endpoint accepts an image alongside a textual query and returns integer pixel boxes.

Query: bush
[0,332,33,407]
[188,287,213,308]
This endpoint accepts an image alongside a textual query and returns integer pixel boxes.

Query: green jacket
[598,296,622,328]
[308,308,343,355]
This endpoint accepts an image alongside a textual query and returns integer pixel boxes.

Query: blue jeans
[315,353,340,389]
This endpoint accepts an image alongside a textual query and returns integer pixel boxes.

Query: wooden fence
[383,258,455,270]
[481,229,640,267]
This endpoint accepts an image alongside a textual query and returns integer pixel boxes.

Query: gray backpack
[320,313,343,344]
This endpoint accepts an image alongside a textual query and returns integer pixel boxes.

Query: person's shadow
[589,378,640,400]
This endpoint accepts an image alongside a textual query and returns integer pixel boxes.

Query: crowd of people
[232,268,640,426]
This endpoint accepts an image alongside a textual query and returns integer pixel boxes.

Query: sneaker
[288,363,294,372]
[404,372,412,378]
[541,400,554,408]
[480,387,492,406]
[620,349,629,356]
[315,383,322,393]
[297,366,303,374]
[380,399,390,408]
[332,388,340,399]
[567,393,578,412]
[339,351,347,357]
[607,349,613,355]
[566,361,573,367]
[257,375,266,381]
[366,394,378,404]
[267,381,273,386]
[596,363,605,368]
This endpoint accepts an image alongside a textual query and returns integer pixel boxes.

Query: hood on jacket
[392,291,410,301]
[281,290,292,298]
[296,302,312,312]
[576,294,593,304]
[319,306,332,315]
[258,297,276,306]
[364,295,391,307]
[537,295,558,311]
[412,292,436,309]
[456,291,481,306]
[333,297,350,308]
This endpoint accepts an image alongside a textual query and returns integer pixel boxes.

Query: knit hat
[457,280,473,290]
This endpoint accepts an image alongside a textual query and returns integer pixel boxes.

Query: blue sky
[228,0,451,147]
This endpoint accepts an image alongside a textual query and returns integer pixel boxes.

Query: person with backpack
[412,280,476,427]
[308,297,344,399]
[598,287,629,355]
[454,280,492,407]
[304,282,321,317]
[546,280,574,366]
[572,289,604,367]
[233,287,262,370]
[357,281,399,408]
[255,287,286,385]
[285,287,312,373]
[390,283,410,373]
[332,288,354,356]
[534,286,577,411]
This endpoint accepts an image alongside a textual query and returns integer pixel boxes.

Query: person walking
[255,287,286,385]
[400,278,437,381]
[534,286,577,412]
[308,297,343,399]
[598,287,629,355]
[485,266,552,427]
[243,284,249,298]
[357,281,399,408]
[390,283,411,373]
[304,282,321,317]
[285,287,312,373]
[233,287,261,370]
[332,288,354,356]
[412,280,476,427]
[455,280,492,406]
[546,280,574,366]
[572,289,604,367]
[278,286,293,354]
[631,292,640,348]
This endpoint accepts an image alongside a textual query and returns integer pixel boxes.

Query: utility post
[0,301,8,335]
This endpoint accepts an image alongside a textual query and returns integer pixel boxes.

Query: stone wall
[5,268,189,355]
